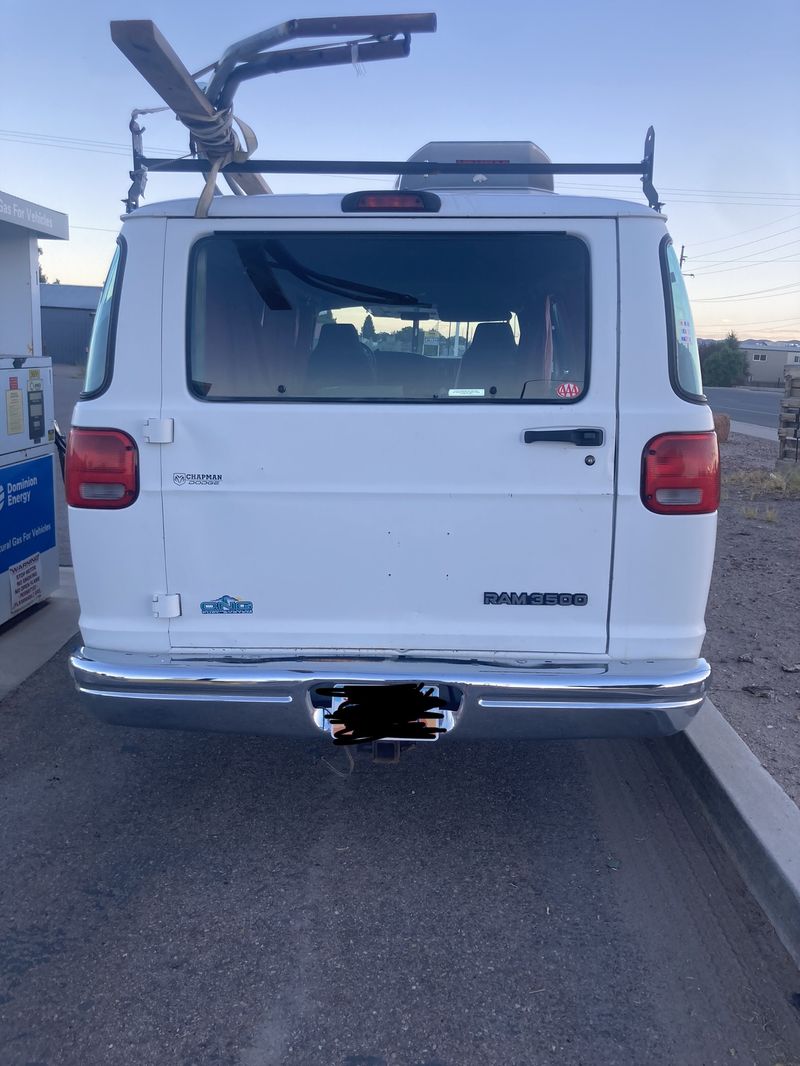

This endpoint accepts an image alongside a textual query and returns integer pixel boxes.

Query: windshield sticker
[448,388,485,397]
[678,319,693,347]
[200,594,254,615]
[556,382,581,399]
[173,472,223,486]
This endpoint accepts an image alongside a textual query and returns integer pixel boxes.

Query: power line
[661,183,800,199]
[692,281,799,298]
[696,257,800,267]
[692,284,800,303]
[556,180,800,207]
[688,228,800,260]
[691,260,800,277]
[4,129,800,206]
[691,241,800,274]
[695,315,800,326]
[687,211,800,248]
[0,130,184,158]
[557,177,800,200]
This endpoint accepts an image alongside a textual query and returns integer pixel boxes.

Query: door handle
[523,428,604,446]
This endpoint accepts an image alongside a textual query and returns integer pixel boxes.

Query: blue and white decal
[0,455,56,575]
[200,594,254,615]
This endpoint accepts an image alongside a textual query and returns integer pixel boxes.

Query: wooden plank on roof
[110,20,271,196]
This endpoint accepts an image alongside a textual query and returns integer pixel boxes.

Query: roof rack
[112,16,662,215]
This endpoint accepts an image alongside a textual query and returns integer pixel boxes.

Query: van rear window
[662,239,704,401]
[82,239,125,399]
[188,233,590,403]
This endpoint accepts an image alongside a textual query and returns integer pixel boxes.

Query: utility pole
[679,245,686,268]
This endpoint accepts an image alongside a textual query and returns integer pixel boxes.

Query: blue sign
[0,455,56,574]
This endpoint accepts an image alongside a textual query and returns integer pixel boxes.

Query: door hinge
[143,417,174,444]
[152,593,182,619]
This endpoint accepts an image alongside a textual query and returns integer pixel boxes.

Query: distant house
[739,340,800,386]
[40,283,102,365]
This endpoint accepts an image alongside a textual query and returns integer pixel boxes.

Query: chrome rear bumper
[69,650,710,740]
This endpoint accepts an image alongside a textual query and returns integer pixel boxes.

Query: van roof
[126,190,662,221]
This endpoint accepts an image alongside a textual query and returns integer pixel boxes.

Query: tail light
[65,428,139,509]
[641,431,719,515]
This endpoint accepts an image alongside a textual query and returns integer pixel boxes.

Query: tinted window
[662,240,703,400]
[83,241,124,397]
[188,233,590,403]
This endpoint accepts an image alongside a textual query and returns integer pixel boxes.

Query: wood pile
[777,367,800,467]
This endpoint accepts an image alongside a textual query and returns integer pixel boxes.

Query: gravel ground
[704,432,800,805]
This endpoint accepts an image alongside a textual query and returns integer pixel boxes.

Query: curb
[663,700,800,968]
[728,420,777,441]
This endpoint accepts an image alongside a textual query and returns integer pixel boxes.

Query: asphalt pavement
[4,375,793,1064]
[706,386,782,429]
[1,646,799,1066]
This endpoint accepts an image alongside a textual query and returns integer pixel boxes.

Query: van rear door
[159,218,617,657]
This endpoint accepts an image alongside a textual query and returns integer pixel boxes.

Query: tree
[699,331,748,387]
[37,246,60,285]
[361,314,376,343]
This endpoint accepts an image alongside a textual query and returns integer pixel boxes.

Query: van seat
[306,323,375,391]
[457,322,520,395]
[373,349,425,385]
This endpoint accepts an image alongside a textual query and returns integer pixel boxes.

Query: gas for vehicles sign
[0,455,56,575]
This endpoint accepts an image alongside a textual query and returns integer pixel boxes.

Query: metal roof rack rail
[127,127,663,213]
[111,14,437,215]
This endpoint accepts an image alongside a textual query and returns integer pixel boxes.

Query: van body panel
[68,219,170,654]
[129,191,658,221]
[608,220,716,660]
[159,217,619,656]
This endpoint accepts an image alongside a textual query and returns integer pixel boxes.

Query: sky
[1,0,799,340]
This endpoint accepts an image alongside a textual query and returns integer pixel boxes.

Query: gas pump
[0,357,59,623]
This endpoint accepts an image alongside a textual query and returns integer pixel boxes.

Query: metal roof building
[40,284,102,365]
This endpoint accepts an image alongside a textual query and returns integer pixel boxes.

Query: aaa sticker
[556,382,581,399]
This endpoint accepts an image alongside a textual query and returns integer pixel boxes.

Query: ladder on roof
[112,14,663,216]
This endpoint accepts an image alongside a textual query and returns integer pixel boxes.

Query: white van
[66,141,719,747]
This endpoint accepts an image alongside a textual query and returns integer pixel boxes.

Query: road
[1,648,799,1066]
[705,386,782,429]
